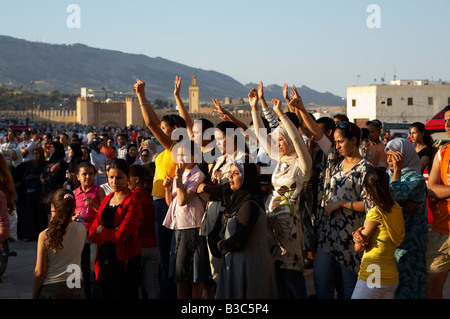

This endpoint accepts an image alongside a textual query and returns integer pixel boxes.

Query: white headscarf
[385,138,421,173]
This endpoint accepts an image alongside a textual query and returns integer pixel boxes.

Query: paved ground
[0,239,449,299]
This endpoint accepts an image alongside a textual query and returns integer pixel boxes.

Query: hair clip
[64,193,74,200]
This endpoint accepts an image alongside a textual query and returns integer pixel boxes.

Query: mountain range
[0,35,345,106]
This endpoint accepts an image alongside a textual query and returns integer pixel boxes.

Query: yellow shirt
[152,141,177,198]
[358,202,405,285]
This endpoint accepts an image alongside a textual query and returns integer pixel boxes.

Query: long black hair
[409,122,434,148]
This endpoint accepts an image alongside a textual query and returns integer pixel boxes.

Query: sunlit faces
[367,125,381,142]
[228,164,243,191]
[334,129,356,157]
[176,146,196,169]
[192,122,203,146]
[409,126,423,144]
[214,130,226,155]
[108,168,129,192]
[444,111,450,137]
[128,145,138,157]
[76,166,95,188]
[161,120,175,137]
[277,135,290,157]
[386,149,397,170]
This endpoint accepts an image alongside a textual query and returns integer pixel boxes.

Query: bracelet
[139,103,150,107]
[350,201,354,210]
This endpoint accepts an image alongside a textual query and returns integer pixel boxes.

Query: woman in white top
[250,88,312,299]
[32,189,86,299]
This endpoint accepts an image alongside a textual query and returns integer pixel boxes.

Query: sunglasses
[335,121,350,130]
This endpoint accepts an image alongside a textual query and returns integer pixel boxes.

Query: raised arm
[133,79,172,150]
[174,76,193,139]
[249,88,277,158]
[212,99,248,131]
[273,98,312,179]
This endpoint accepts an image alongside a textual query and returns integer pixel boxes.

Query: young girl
[74,162,105,299]
[351,167,405,299]
[162,140,209,299]
[32,189,86,299]
[88,158,142,299]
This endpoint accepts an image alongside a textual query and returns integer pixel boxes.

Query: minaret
[189,75,199,113]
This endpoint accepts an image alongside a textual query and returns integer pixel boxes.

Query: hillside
[0,35,345,105]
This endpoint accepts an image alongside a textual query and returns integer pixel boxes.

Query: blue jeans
[313,246,357,299]
[275,268,307,299]
[153,198,175,299]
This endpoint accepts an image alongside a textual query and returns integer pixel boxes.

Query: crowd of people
[0,76,449,300]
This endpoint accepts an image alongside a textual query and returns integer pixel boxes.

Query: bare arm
[428,152,450,200]
[173,76,193,138]
[353,220,379,252]
[133,79,173,150]
[32,230,48,299]
[289,94,325,142]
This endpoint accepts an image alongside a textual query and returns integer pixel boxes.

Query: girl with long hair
[351,167,405,299]
[32,188,86,299]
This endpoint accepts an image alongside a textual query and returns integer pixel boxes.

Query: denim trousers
[313,246,357,299]
[153,198,175,299]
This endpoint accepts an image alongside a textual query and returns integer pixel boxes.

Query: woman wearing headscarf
[385,138,428,299]
[41,142,69,205]
[215,159,277,299]
[250,92,312,299]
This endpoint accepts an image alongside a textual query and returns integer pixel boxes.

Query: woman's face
[76,166,94,188]
[409,127,423,144]
[161,120,175,137]
[334,129,355,157]
[108,168,129,193]
[68,146,74,158]
[128,146,138,157]
[192,122,203,146]
[214,130,226,155]
[49,144,55,155]
[277,135,290,157]
[228,164,243,191]
[81,148,89,160]
[140,150,150,162]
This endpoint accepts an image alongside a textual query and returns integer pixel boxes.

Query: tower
[189,75,199,113]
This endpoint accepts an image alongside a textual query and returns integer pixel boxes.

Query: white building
[346,79,450,127]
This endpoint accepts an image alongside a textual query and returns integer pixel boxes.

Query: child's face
[367,125,381,142]
[108,168,129,193]
[177,146,195,169]
[128,175,138,190]
[77,167,94,188]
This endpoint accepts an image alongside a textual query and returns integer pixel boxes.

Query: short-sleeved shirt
[163,165,206,230]
[358,203,404,285]
[152,141,177,198]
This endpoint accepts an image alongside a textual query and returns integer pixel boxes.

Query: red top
[88,191,143,278]
[132,187,157,248]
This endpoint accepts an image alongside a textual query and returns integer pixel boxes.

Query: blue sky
[1,0,449,97]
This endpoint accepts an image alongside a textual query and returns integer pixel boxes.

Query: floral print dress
[316,158,372,274]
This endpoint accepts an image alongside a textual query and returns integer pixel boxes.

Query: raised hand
[163,176,173,190]
[290,84,300,100]
[258,81,265,100]
[282,83,290,102]
[212,99,231,121]
[271,98,283,115]
[289,97,305,111]
[132,78,146,96]
[174,76,181,97]
[248,88,259,110]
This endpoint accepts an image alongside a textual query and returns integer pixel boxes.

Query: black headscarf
[68,142,83,174]
[226,159,264,214]
[48,142,66,164]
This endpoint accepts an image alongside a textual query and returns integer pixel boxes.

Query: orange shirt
[434,144,450,234]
